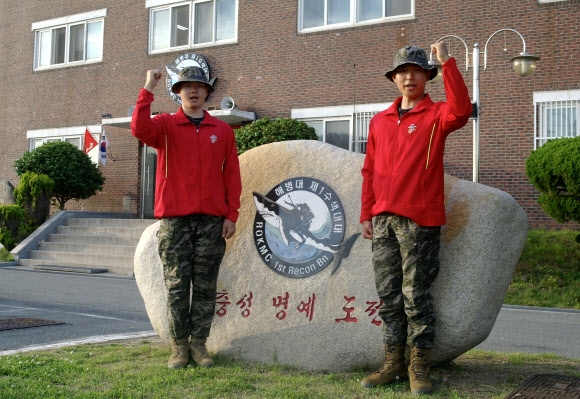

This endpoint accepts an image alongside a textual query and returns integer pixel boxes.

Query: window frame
[292,103,391,152]
[27,125,102,164]
[298,0,414,33]
[147,0,238,54]
[32,9,106,71]
[304,118,352,151]
[533,90,580,149]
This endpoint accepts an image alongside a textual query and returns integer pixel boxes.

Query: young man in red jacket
[131,66,242,369]
[360,43,472,395]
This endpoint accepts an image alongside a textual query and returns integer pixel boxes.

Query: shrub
[0,247,14,261]
[13,171,54,227]
[235,117,318,155]
[14,141,105,210]
[525,136,580,224]
[0,205,26,251]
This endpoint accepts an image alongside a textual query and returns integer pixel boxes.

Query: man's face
[179,82,209,109]
[393,64,428,101]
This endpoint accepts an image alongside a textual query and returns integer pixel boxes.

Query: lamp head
[428,59,443,83]
[510,52,540,77]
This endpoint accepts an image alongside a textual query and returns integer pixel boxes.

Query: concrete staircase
[18,217,157,275]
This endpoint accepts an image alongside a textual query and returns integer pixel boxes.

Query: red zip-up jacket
[131,89,242,222]
[360,58,472,227]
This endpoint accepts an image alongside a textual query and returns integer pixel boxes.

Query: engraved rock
[134,140,527,371]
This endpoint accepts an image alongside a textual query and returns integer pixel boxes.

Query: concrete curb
[0,261,17,267]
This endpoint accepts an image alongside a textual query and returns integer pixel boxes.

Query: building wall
[0,0,578,228]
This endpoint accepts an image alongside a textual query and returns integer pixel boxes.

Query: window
[148,0,237,53]
[32,9,105,70]
[27,125,101,164]
[299,0,413,32]
[292,103,390,152]
[306,119,351,151]
[29,136,84,151]
[534,90,580,149]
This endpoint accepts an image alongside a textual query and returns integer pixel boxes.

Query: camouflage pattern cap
[171,66,216,94]
[384,46,437,82]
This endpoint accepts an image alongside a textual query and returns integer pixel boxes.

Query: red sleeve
[223,127,242,222]
[130,89,167,148]
[360,122,376,223]
[440,57,473,135]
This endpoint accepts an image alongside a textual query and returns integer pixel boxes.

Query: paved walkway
[476,305,580,359]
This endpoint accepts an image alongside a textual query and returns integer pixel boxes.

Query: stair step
[20,259,133,275]
[38,241,136,256]
[66,218,156,229]
[32,265,108,274]
[47,234,140,246]
[56,225,146,238]
[18,217,158,276]
[27,249,133,265]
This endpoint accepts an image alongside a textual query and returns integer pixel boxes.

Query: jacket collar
[385,93,434,116]
[175,108,218,126]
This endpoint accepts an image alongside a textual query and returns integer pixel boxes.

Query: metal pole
[472,43,480,183]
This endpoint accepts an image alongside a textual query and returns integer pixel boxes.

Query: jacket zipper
[425,123,436,170]
[165,135,168,178]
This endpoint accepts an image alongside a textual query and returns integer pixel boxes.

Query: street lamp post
[428,29,540,183]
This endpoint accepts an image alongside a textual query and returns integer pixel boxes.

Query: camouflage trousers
[157,214,226,341]
[372,213,440,349]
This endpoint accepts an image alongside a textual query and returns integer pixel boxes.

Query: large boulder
[134,140,527,372]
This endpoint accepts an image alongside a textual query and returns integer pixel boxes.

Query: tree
[13,171,54,227]
[525,136,580,227]
[14,141,105,210]
[235,117,318,155]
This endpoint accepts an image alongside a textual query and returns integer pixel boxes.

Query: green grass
[504,229,580,309]
[0,338,578,399]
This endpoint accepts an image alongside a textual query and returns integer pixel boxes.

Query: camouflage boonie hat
[171,66,216,94]
[384,46,437,82]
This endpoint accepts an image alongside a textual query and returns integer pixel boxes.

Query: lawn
[0,337,578,399]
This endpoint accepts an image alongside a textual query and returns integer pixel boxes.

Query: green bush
[525,136,580,224]
[14,171,54,227]
[0,205,26,251]
[14,141,105,210]
[0,247,14,261]
[235,117,318,155]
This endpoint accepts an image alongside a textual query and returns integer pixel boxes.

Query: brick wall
[1,0,578,228]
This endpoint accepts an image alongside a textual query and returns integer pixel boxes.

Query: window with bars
[353,111,375,153]
[534,91,580,149]
[291,105,387,153]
